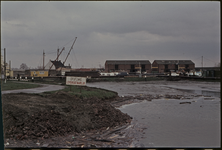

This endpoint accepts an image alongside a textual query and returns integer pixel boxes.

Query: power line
[46,51,57,54]
[59,38,76,50]
[204,56,217,64]
[71,48,79,68]
[192,56,202,61]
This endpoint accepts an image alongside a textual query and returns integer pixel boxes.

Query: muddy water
[87,80,220,148]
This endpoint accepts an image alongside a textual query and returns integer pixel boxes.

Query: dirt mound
[2,92,132,140]
[5,110,75,140]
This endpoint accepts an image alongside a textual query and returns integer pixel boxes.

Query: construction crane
[63,37,77,65]
[49,47,65,70]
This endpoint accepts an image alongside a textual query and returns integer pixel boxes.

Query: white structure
[66,76,86,86]
[100,72,119,76]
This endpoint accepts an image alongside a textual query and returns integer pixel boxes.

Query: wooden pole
[43,50,45,70]
[4,48,6,83]
[57,48,59,59]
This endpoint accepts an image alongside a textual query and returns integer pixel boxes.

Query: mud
[3,90,192,148]
[2,91,133,148]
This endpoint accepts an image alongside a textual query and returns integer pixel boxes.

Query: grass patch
[43,85,117,99]
[33,78,66,85]
[1,81,42,91]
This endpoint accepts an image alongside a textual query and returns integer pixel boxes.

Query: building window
[175,64,178,70]
[141,65,145,70]
[165,65,168,69]
[131,65,135,72]
[115,64,118,70]
[185,64,189,69]
[141,65,146,72]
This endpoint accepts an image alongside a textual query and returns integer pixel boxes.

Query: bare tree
[36,65,43,69]
[20,63,29,70]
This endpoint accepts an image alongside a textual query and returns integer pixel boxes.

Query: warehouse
[105,60,151,73]
[12,69,25,78]
[152,60,195,73]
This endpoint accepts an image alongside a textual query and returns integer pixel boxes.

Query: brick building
[152,60,195,73]
[105,60,151,73]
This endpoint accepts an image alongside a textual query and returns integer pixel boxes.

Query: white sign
[66,76,86,86]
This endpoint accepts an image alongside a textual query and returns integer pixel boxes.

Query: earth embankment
[2,91,132,144]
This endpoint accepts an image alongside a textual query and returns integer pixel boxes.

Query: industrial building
[12,69,25,78]
[152,60,195,73]
[105,60,151,73]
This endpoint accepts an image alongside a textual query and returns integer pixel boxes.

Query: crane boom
[49,47,65,70]
[63,37,77,65]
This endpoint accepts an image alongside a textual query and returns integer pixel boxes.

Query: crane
[63,37,77,65]
[49,47,65,70]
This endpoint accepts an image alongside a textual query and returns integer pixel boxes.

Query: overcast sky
[1,1,220,69]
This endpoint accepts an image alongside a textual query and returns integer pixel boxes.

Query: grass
[2,80,117,100]
[1,81,42,91]
[43,85,117,99]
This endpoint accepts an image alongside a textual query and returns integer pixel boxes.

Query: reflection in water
[202,90,220,98]
[178,89,220,98]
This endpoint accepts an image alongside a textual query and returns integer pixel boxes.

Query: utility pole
[57,48,59,59]
[9,60,11,78]
[0,3,6,150]
[201,56,203,76]
[43,50,45,70]
[4,48,6,83]
[202,56,203,69]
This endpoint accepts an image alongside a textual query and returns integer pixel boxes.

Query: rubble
[2,91,132,147]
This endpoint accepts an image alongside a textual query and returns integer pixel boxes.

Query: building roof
[153,60,194,65]
[12,69,25,71]
[51,60,65,69]
[106,60,151,65]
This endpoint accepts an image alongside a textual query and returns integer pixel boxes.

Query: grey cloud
[1,1,220,68]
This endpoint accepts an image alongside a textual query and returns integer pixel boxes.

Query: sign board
[66,76,86,86]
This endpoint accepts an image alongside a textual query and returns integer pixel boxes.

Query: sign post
[66,76,86,92]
